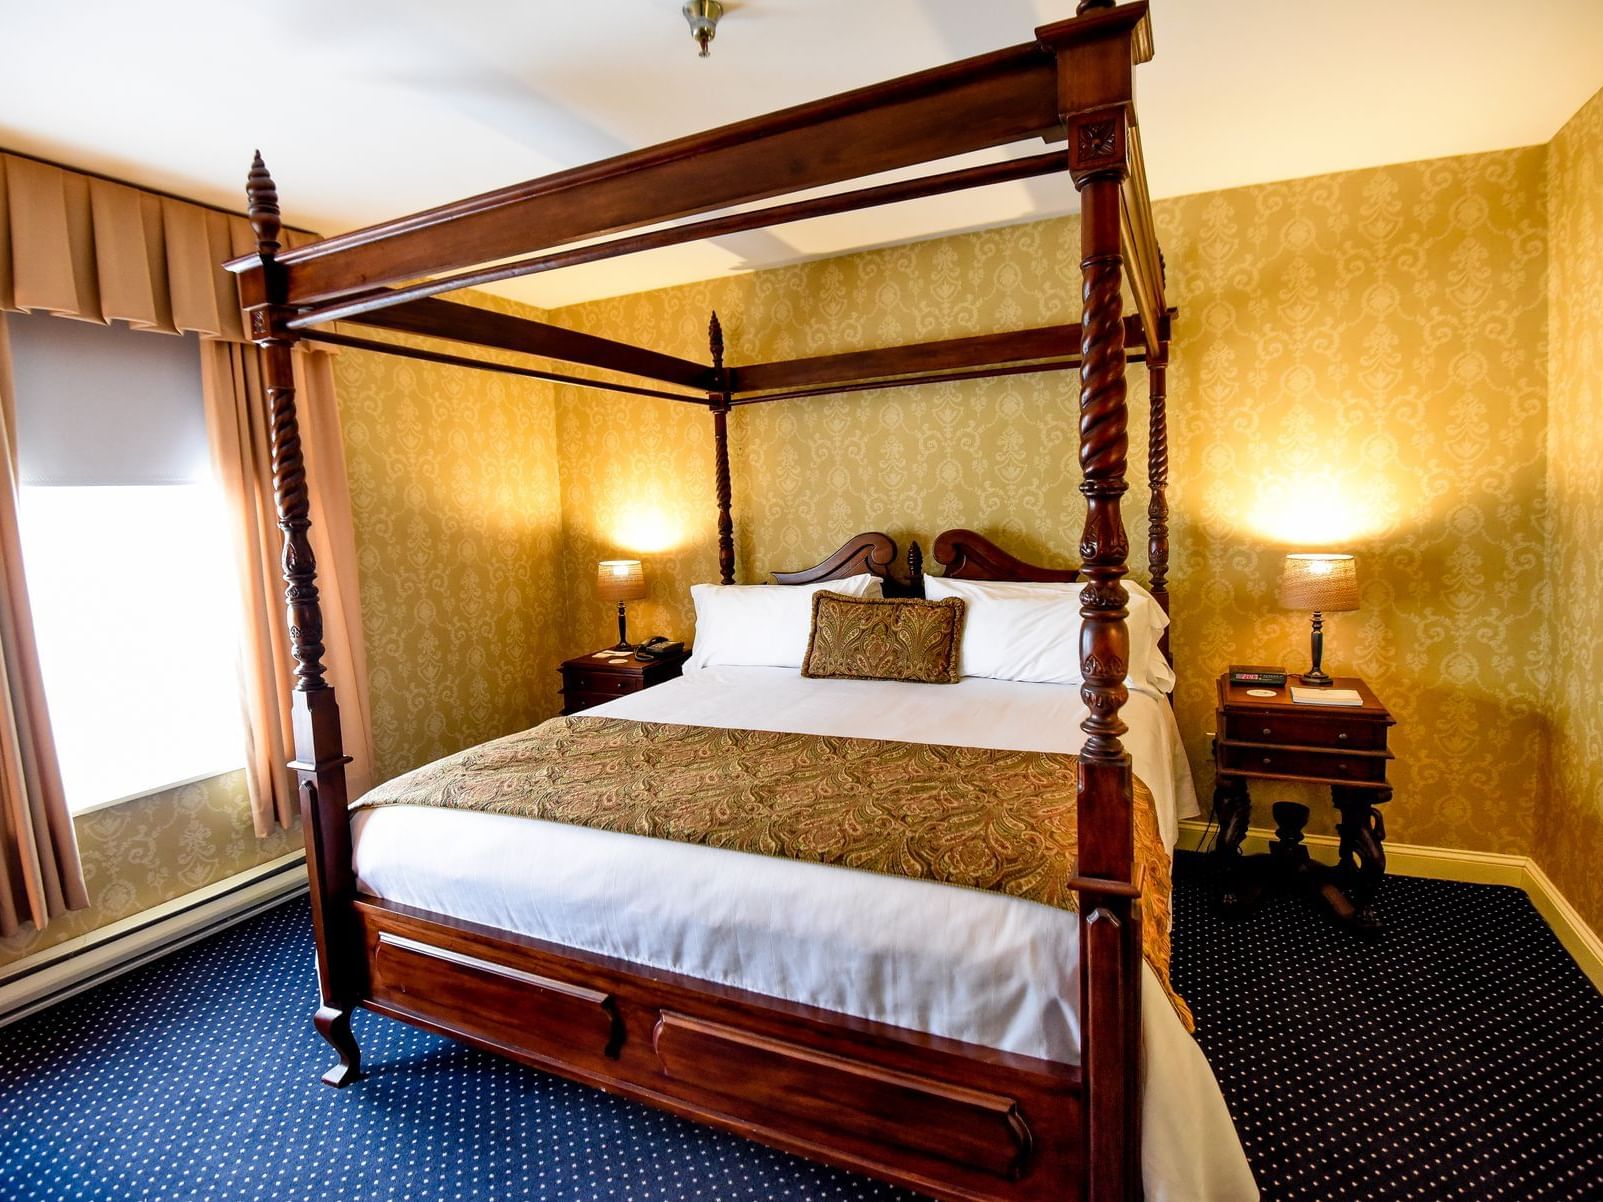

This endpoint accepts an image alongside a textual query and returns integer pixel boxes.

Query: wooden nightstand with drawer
[559,647,689,715]
[1212,674,1395,934]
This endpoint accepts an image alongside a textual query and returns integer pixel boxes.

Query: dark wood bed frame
[226,4,1176,1199]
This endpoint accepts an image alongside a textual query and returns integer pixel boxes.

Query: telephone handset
[634,636,685,662]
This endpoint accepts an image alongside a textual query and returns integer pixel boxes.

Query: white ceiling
[3,0,1600,310]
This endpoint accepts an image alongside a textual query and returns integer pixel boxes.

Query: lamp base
[1300,610,1333,686]
[611,602,633,651]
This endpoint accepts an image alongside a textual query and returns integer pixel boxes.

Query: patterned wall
[0,772,301,961]
[549,331,720,656]
[552,144,1552,854]
[1163,151,1551,847]
[1541,85,1603,933]
[332,294,567,784]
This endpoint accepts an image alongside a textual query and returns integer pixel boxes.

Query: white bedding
[352,666,1255,1201]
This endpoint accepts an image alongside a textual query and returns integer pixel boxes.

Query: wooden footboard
[354,896,1085,1202]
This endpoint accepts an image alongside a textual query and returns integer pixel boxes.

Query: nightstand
[559,647,689,715]
[1211,674,1395,934]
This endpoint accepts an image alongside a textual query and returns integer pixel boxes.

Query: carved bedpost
[1073,125,1141,1198]
[1045,4,1145,1197]
[709,311,735,585]
[241,153,364,1087]
[1148,349,1171,665]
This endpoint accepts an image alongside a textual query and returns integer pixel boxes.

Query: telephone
[634,636,685,662]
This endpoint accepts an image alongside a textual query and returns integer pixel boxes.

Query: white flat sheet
[352,668,1254,1201]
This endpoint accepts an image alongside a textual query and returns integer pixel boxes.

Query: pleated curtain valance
[0,150,315,342]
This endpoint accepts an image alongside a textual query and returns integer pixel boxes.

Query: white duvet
[352,666,1257,1201]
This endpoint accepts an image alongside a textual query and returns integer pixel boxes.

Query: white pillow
[922,575,1174,693]
[686,574,882,671]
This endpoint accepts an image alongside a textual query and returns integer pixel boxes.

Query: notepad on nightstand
[1290,686,1363,707]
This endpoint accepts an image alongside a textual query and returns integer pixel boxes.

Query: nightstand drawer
[1220,744,1389,784]
[563,690,623,715]
[564,670,640,697]
[1223,712,1386,751]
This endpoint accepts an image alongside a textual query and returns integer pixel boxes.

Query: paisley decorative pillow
[801,592,966,684]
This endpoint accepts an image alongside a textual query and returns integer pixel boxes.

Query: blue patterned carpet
[0,859,1599,1201]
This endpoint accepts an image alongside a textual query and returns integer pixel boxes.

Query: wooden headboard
[771,531,899,586]
[770,529,1083,598]
[931,528,1079,584]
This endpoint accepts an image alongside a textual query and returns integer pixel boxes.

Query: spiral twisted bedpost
[1076,191,1132,767]
[247,153,327,693]
[1147,355,1171,663]
[244,153,361,1086]
[266,353,329,691]
[1064,98,1142,1202]
[709,311,735,585]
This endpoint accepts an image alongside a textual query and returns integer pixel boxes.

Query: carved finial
[246,150,282,259]
[1076,0,1115,11]
[708,310,725,370]
[907,541,924,586]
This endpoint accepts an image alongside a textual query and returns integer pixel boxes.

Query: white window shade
[9,314,209,486]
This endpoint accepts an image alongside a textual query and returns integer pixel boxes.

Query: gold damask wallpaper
[1541,85,1603,933]
[550,327,720,654]
[0,772,301,961]
[331,293,567,784]
[551,145,1551,855]
[1162,152,1551,847]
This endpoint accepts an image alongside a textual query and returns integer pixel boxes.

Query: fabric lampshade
[596,559,647,603]
[1277,554,1359,612]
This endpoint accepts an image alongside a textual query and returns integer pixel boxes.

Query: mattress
[351,667,1255,1201]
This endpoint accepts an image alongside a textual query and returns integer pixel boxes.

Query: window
[9,315,244,812]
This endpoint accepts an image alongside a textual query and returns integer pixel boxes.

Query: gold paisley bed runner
[354,716,1192,1029]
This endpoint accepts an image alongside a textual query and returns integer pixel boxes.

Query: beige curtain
[203,344,375,835]
[0,316,88,935]
[0,147,372,840]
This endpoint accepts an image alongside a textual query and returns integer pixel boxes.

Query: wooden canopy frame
[228,4,1175,1200]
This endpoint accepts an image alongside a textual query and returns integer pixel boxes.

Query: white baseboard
[1178,819,1602,992]
[1523,858,1603,994]
[0,850,307,1027]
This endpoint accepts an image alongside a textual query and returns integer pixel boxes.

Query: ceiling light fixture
[682,0,724,58]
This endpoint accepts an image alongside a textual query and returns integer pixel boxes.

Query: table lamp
[1277,553,1359,686]
[597,559,647,650]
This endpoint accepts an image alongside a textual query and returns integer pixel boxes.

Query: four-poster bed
[226,4,1213,1200]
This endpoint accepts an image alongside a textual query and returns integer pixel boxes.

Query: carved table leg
[1213,774,1251,858]
[1332,787,1389,935]
[1211,774,1255,915]
[1269,801,1311,869]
